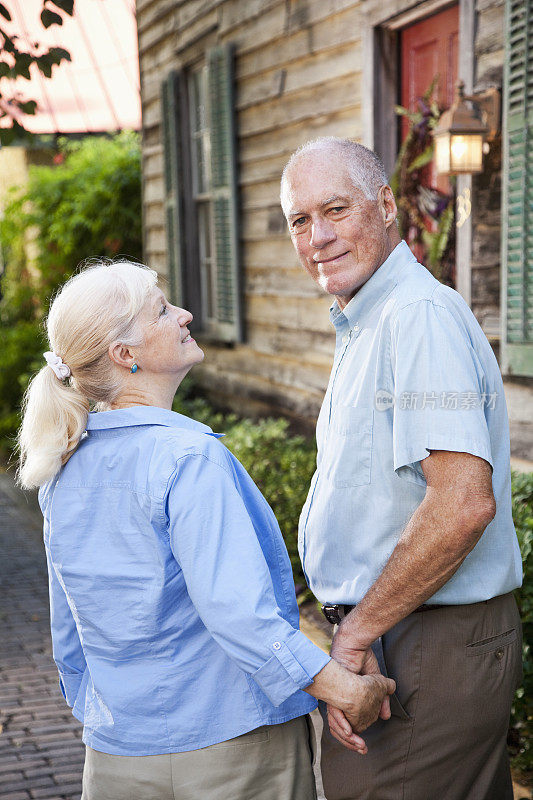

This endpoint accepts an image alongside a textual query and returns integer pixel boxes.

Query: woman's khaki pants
[81,714,317,800]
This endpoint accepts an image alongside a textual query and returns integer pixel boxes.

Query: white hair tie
[44,351,71,380]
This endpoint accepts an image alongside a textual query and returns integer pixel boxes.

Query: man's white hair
[280,137,389,205]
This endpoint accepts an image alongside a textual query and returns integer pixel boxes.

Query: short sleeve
[391,299,493,485]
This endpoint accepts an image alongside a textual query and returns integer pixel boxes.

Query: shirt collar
[329,240,417,329]
[85,405,224,437]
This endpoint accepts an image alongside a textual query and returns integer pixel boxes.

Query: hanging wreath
[389,78,455,286]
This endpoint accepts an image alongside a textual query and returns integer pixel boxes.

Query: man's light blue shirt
[39,406,329,756]
[299,241,522,606]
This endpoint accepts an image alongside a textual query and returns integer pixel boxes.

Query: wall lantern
[433,81,500,176]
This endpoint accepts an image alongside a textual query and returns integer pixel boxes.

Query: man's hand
[327,625,392,750]
[331,624,391,719]
[331,630,378,673]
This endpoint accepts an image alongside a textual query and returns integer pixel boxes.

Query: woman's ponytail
[17,364,89,489]
[16,259,158,490]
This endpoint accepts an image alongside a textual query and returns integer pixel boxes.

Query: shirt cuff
[251,629,331,707]
[58,668,85,707]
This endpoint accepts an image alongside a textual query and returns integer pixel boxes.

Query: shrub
[510,470,533,775]
[0,132,142,457]
[0,320,46,459]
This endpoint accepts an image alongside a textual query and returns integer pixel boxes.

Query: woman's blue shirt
[39,405,329,756]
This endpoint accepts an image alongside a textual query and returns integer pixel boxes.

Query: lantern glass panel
[449,134,483,173]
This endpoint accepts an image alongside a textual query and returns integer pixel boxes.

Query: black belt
[321,602,448,625]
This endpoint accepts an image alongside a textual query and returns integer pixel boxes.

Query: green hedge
[510,470,533,775]
[173,388,533,775]
[0,132,142,458]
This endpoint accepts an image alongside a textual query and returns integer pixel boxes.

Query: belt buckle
[322,604,342,625]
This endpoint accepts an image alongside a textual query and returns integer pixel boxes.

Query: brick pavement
[0,474,84,800]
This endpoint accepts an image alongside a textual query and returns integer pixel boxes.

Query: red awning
[0,0,141,133]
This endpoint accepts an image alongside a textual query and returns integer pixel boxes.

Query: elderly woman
[18,261,394,800]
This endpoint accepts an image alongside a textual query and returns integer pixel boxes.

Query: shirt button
[272,641,282,651]
[495,647,504,660]
[353,325,360,332]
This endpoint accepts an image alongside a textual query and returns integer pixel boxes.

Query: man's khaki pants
[320,592,522,800]
[81,714,317,800]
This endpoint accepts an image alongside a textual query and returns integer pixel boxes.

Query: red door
[400,6,459,193]
[399,6,459,281]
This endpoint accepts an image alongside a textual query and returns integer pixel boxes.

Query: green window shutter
[161,71,185,305]
[207,44,243,343]
[502,0,533,375]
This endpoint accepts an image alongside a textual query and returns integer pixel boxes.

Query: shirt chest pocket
[324,407,373,488]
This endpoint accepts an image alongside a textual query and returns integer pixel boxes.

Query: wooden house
[137,0,533,459]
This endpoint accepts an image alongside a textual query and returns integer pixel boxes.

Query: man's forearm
[338,489,492,649]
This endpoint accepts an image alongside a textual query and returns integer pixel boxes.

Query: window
[161,45,242,343]
[501,0,533,376]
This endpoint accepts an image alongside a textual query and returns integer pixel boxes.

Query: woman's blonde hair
[17,260,158,489]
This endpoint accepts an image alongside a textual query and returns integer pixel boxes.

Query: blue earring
[130,363,138,373]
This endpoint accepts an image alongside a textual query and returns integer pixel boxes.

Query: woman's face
[135,289,204,379]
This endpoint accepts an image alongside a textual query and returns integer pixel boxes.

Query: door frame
[361,0,475,304]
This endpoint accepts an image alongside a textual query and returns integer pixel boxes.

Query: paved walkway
[0,475,84,800]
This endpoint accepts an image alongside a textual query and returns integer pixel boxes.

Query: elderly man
[280,137,523,800]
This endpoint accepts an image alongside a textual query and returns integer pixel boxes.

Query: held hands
[328,672,395,754]
[327,625,394,753]
[304,659,395,754]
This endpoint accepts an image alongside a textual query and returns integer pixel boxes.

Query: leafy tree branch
[0,0,74,144]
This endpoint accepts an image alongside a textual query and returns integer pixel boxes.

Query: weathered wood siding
[137,0,364,424]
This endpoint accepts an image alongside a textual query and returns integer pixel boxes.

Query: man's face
[282,152,398,308]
